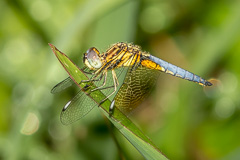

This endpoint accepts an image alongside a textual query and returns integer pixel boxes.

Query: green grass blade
[49,44,168,160]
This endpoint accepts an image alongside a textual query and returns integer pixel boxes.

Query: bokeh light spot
[139,6,166,34]
[214,97,235,119]
[21,112,39,135]
[2,38,31,66]
[219,71,238,94]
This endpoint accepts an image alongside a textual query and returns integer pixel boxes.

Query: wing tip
[50,87,57,94]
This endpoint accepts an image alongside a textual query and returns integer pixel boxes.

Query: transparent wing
[51,77,75,94]
[60,91,97,125]
[114,65,160,116]
[59,67,129,125]
[51,67,93,94]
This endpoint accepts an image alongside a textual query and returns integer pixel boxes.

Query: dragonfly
[52,42,212,125]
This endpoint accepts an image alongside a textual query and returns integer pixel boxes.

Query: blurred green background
[1,0,240,159]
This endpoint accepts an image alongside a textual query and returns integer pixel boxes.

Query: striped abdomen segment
[148,55,212,86]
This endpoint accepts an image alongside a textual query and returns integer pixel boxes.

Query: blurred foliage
[0,0,240,159]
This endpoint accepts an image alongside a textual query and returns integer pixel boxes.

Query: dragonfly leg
[82,71,115,92]
[95,85,114,91]
[99,70,119,113]
[79,72,104,85]
[91,71,108,92]
[83,70,93,74]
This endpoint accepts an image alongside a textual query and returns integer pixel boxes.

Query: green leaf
[49,44,168,160]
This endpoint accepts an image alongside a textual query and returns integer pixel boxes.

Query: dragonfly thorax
[83,47,103,70]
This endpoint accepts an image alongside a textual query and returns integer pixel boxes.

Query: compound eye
[86,48,102,69]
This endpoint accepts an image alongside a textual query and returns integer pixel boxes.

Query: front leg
[78,72,104,85]
[99,69,119,106]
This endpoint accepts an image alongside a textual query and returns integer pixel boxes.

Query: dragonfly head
[83,47,102,70]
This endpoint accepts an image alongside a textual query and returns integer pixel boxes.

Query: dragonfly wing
[60,91,97,125]
[51,67,93,94]
[60,68,127,125]
[114,65,160,116]
[51,77,75,94]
